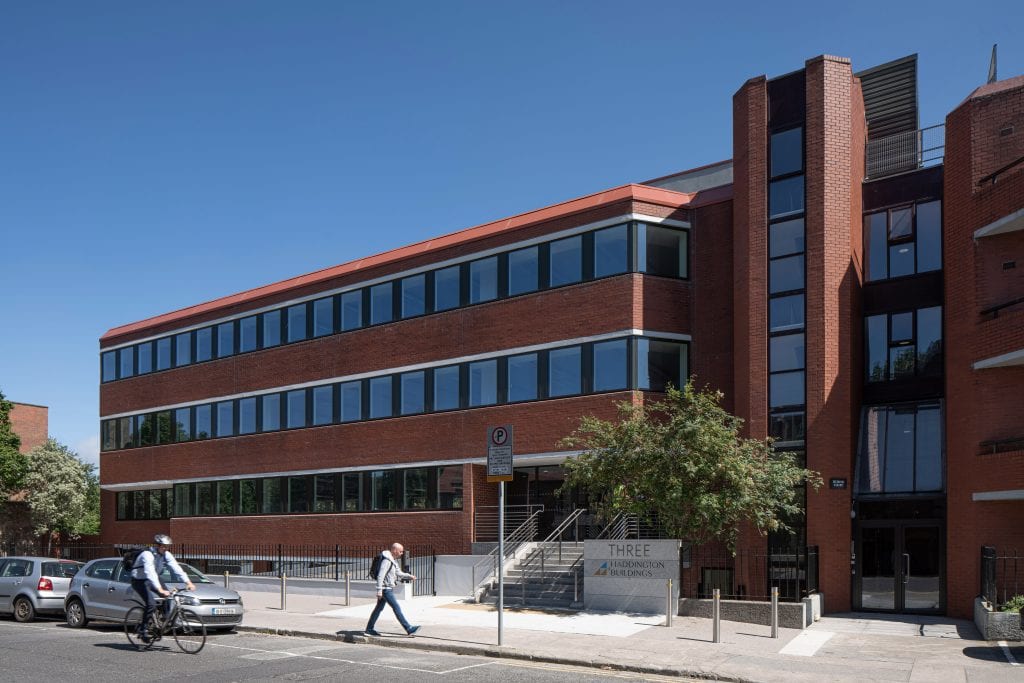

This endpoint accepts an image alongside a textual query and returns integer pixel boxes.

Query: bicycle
[123,588,207,654]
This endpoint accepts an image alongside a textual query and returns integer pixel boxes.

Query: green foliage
[1001,595,1024,613]
[560,382,822,552]
[24,438,91,540]
[78,459,101,536]
[0,389,28,499]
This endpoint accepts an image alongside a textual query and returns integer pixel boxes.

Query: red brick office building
[99,54,1024,619]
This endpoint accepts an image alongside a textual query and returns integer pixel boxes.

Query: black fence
[981,546,1021,610]
[679,544,819,602]
[12,541,436,597]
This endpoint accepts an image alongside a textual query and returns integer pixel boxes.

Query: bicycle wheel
[123,606,154,651]
[171,608,206,654]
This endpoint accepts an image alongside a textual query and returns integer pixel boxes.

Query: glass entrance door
[856,522,942,613]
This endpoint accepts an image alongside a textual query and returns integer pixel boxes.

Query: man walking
[365,542,420,636]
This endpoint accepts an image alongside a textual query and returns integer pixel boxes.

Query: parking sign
[487,425,514,482]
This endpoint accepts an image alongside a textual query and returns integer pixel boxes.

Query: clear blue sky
[2,1,1021,470]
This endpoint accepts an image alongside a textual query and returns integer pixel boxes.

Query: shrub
[1001,595,1024,613]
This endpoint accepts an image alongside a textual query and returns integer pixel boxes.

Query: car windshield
[158,562,214,584]
[42,561,82,578]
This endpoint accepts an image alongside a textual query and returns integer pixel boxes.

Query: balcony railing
[865,124,945,180]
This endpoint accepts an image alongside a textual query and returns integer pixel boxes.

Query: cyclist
[130,534,195,642]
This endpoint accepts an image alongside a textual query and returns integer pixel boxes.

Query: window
[438,466,463,509]
[770,294,804,332]
[638,224,688,278]
[217,482,234,515]
[174,408,192,442]
[866,307,943,382]
[197,482,214,516]
[508,246,539,296]
[313,297,334,337]
[263,310,282,348]
[401,274,426,318]
[370,282,393,325]
[119,417,135,449]
[101,420,117,451]
[549,346,582,397]
[137,342,153,374]
[865,201,943,281]
[858,403,943,494]
[217,322,234,358]
[261,394,281,431]
[434,265,461,312]
[507,353,538,402]
[549,235,582,286]
[770,371,805,408]
[240,480,258,514]
[156,337,172,370]
[370,376,393,418]
[175,332,192,366]
[239,316,257,352]
[341,290,363,331]
[216,401,234,437]
[404,468,429,509]
[594,224,628,278]
[770,254,804,294]
[195,327,212,362]
[239,397,256,435]
[371,471,397,510]
[469,257,498,304]
[637,339,688,391]
[314,474,336,512]
[119,347,134,378]
[262,478,283,513]
[433,366,460,410]
[340,381,362,422]
[400,371,425,415]
[770,334,805,372]
[102,351,116,381]
[468,360,497,406]
[289,476,309,513]
[593,339,627,391]
[770,218,804,258]
[155,411,172,444]
[136,414,154,447]
[195,404,212,439]
[769,176,804,218]
[287,303,308,343]
[286,389,307,428]
[313,385,333,425]
[174,484,193,516]
[770,411,806,444]
[770,127,803,177]
[343,473,362,511]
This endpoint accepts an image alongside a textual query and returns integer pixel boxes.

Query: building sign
[486,425,513,482]
[830,478,847,490]
[584,540,680,613]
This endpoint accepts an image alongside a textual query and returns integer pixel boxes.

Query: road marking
[999,640,1020,666]
[778,630,834,656]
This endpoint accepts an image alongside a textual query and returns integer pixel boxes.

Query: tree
[560,382,822,552]
[24,438,90,553]
[78,460,101,536]
[0,389,28,503]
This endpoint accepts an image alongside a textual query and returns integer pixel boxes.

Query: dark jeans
[365,589,412,633]
[131,579,169,634]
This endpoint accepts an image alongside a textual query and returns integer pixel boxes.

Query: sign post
[487,425,513,646]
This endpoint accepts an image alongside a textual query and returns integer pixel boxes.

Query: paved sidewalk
[234,587,1024,682]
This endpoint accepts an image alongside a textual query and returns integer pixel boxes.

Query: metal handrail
[473,504,544,542]
[865,124,944,180]
[470,507,544,594]
[978,154,1024,186]
[516,508,589,598]
[980,295,1024,318]
[595,513,638,540]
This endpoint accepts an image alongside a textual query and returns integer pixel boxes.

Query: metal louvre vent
[857,54,919,141]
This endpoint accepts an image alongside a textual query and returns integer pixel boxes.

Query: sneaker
[364,629,381,636]
[406,625,421,636]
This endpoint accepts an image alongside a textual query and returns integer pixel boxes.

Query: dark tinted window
[770,218,804,257]
[156,338,172,370]
[216,401,234,437]
[770,333,805,372]
[434,265,461,312]
[313,297,334,337]
[770,255,804,294]
[549,235,582,287]
[263,310,282,348]
[340,381,362,422]
[261,394,281,431]
[137,342,153,374]
[469,257,498,304]
[370,376,392,418]
[770,127,803,177]
[119,347,134,378]
[102,351,117,382]
[312,385,333,425]
[770,294,804,332]
[637,339,687,391]
[468,359,497,407]
[865,212,888,281]
[239,316,257,352]
[433,366,460,410]
[508,246,539,296]
[195,327,213,362]
[916,201,942,272]
[341,291,363,331]
[286,389,306,428]
[769,175,804,218]
[287,304,308,343]
[370,283,393,325]
[289,476,309,513]
[593,339,627,391]
[549,346,582,397]
[175,332,192,366]
[400,371,425,415]
[216,322,233,358]
[401,275,426,318]
[639,224,687,278]
[239,397,256,435]
[507,353,538,402]
[594,224,628,278]
[770,371,804,408]
[195,404,212,439]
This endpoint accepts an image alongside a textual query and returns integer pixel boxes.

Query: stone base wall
[974,598,1023,641]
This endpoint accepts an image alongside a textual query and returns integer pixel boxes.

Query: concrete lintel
[974,348,1024,369]
[974,207,1024,239]
[972,489,1024,501]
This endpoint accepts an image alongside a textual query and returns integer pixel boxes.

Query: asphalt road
[0,617,692,682]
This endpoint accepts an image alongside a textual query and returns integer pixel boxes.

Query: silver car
[0,556,84,622]
[64,557,243,632]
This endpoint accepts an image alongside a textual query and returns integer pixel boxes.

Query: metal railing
[470,507,544,594]
[515,508,589,597]
[865,124,944,180]
[595,513,637,540]
[978,154,1024,186]
[474,504,544,542]
[679,544,819,602]
[981,546,1022,609]
[980,295,1024,319]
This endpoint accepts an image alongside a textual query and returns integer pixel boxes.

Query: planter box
[974,597,1023,641]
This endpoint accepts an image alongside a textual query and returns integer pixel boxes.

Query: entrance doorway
[855,521,943,613]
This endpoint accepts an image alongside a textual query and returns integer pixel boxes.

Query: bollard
[223,571,229,589]
[345,570,351,606]
[712,588,721,643]
[280,572,287,611]
[771,586,779,638]
[574,568,579,603]
[665,578,674,627]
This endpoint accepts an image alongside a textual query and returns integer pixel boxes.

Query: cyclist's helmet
[154,534,173,545]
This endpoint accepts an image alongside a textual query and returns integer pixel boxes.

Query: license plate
[212,608,236,615]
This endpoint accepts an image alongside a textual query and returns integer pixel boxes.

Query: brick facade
[10,402,48,453]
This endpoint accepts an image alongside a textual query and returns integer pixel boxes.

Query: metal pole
[223,571,229,589]
[771,586,779,638]
[713,588,721,643]
[665,578,674,627]
[345,570,351,606]
[280,572,287,611]
[574,568,578,603]
[335,545,340,582]
[498,480,504,647]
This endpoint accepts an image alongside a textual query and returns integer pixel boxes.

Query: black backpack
[367,553,385,580]
[121,549,144,574]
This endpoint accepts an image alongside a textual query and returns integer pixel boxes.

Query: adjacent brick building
[99,54,1023,619]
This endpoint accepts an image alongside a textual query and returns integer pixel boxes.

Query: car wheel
[65,598,88,628]
[13,597,36,623]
